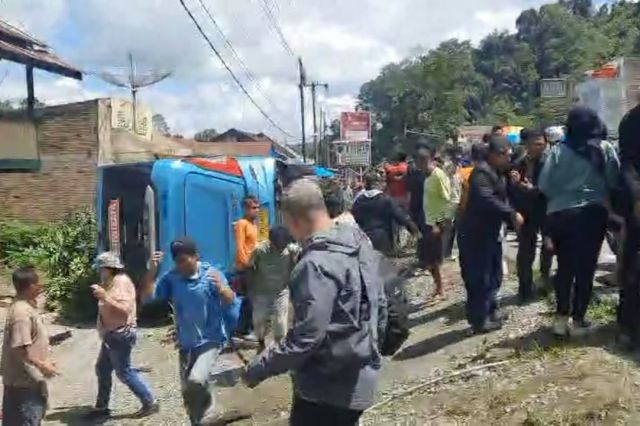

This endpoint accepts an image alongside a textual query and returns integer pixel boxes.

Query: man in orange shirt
[458,142,487,214]
[234,196,260,342]
[385,151,410,251]
[235,196,260,270]
[384,151,409,208]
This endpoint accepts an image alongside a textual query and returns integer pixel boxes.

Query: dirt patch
[364,348,640,425]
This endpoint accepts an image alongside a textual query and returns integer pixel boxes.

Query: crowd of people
[3,102,640,426]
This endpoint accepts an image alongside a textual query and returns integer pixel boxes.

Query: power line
[258,0,296,57]
[196,0,284,116]
[178,0,295,138]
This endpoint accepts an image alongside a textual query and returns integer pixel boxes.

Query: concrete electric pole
[298,58,307,162]
[308,81,328,163]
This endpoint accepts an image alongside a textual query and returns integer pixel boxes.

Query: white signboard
[541,79,568,98]
[332,140,371,167]
[111,99,152,141]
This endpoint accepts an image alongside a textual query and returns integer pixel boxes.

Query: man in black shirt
[352,172,417,255]
[408,148,430,266]
[458,136,524,334]
[509,129,551,304]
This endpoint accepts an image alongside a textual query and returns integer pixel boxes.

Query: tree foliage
[194,128,219,142]
[152,113,170,135]
[0,210,98,320]
[359,0,640,160]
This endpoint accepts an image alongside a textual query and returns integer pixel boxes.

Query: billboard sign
[332,140,371,167]
[540,79,568,98]
[340,111,371,141]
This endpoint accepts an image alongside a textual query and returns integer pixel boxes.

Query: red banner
[340,111,371,141]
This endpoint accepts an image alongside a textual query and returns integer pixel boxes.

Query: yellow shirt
[424,167,452,225]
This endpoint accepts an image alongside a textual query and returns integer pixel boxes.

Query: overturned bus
[96,156,325,284]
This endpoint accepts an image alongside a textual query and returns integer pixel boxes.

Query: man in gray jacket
[243,179,387,426]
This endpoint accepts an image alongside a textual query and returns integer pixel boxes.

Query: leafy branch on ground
[0,209,98,319]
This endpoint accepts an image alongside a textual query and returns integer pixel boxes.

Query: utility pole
[128,53,138,132]
[298,58,307,162]
[25,64,34,116]
[318,108,325,166]
[307,81,328,163]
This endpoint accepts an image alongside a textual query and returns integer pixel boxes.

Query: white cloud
[0,0,547,141]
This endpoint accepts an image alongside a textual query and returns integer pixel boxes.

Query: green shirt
[424,166,452,225]
[248,241,300,297]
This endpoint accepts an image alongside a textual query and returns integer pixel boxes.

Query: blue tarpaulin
[314,166,336,178]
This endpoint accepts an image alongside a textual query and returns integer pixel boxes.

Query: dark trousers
[234,272,254,336]
[290,397,363,426]
[3,385,47,426]
[547,205,607,320]
[95,329,154,409]
[458,234,503,328]
[618,227,640,339]
[443,219,457,259]
[516,220,552,300]
[618,265,640,339]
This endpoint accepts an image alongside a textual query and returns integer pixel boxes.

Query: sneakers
[552,316,592,337]
[552,315,569,337]
[83,408,111,420]
[132,401,160,419]
[569,319,593,338]
[240,333,258,342]
[232,334,259,350]
[201,408,252,425]
[490,309,509,323]
[472,319,503,335]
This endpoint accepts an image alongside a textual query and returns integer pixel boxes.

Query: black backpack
[375,253,410,356]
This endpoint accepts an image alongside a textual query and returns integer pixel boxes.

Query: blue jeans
[95,328,155,409]
[3,385,47,425]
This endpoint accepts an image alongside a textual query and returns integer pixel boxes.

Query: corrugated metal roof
[210,128,300,160]
[0,20,46,47]
[0,20,81,80]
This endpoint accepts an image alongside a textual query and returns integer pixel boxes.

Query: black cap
[488,136,511,154]
[170,237,198,259]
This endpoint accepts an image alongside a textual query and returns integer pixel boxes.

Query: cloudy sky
[0,0,554,142]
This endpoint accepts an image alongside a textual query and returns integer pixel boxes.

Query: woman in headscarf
[539,106,620,338]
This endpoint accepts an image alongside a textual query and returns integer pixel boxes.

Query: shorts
[422,220,452,268]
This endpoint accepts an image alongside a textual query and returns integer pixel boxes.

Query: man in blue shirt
[140,237,241,426]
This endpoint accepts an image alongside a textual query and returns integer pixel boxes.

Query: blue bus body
[96,156,278,281]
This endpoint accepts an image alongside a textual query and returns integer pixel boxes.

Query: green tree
[474,31,539,114]
[516,4,609,78]
[152,113,171,135]
[359,0,640,161]
[194,128,219,142]
[596,1,640,57]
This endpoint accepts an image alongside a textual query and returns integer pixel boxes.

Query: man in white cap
[85,252,157,420]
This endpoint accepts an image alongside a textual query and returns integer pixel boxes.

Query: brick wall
[0,100,100,223]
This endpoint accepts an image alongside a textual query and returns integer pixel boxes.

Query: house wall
[0,100,100,222]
